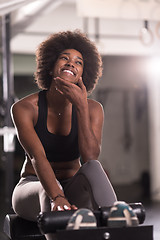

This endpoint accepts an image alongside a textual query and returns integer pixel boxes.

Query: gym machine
[3,202,153,240]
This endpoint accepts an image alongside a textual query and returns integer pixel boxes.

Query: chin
[62,77,78,84]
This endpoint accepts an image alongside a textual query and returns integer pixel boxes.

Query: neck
[46,86,71,115]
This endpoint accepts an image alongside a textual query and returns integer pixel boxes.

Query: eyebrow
[60,52,83,61]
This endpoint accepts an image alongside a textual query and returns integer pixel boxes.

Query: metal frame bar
[2,14,15,210]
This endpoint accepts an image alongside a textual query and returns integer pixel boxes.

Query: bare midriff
[21,156,81,180]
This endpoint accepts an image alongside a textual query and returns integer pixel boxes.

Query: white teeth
[63,70,74,75]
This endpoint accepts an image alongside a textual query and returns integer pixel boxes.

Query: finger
[63,205,71,210]
[71,205,78,210]
[56,87,64,95]
[54,81,65,95]
[55,77,71,86]
[57,206,64,211]
[55,78,71,93]
[56,82,75,96]
[55,77,79,90]
[77,77,85,90]
[52,205,57,211]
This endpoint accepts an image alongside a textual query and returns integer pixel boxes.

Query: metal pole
[95,17,99,43]
[2,14,15,210]
[83,17,89,37]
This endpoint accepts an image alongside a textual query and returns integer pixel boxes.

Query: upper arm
[11,100,46,160]
[88,99,104,146]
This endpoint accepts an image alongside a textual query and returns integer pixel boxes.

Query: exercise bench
[4,203,153,240]
[4,214,45,240]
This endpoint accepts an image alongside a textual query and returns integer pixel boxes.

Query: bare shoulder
[12,92,38,110]
[11,92,39,120]
[88,98,104,115]
[87,98,104,123]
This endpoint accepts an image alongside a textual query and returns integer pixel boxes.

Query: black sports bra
[34,90,80,162]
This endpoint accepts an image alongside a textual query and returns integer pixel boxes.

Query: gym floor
[0,171,160,240]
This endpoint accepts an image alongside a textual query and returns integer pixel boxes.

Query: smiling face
[53,49,84,83]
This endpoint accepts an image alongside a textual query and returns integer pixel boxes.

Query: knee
[84,160,102,169]
[81,160,104,175]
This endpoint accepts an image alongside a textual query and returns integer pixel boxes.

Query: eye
[59,55,68,60]
[76,60,83,66]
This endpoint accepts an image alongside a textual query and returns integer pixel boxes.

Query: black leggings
[12,160,117,222]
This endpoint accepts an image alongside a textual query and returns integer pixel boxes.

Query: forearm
[54,76,103,162]
[76,102,101,162]
[31,156,64,200]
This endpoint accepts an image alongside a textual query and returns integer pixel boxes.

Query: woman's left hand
[54,77,87,107]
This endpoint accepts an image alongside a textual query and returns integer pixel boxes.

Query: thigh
[12,176,44,221]
[62,160,117,210]
[62,173,93,209]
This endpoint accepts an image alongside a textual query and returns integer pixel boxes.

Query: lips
[62,69,74,75]
[61,67,76,76]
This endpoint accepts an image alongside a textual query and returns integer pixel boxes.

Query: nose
[65,61,74,68]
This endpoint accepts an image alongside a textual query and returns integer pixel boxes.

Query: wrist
[76,99,88,113]
[51,194,66,202]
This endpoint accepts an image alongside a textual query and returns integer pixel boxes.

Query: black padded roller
[37,202,145,234]
[37,210,76,234]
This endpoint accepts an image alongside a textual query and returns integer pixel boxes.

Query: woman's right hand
[51,196,77,211]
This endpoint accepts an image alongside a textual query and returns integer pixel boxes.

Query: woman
[11,30,117,238]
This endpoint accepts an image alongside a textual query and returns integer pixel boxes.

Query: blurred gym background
[0,0,160,239]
